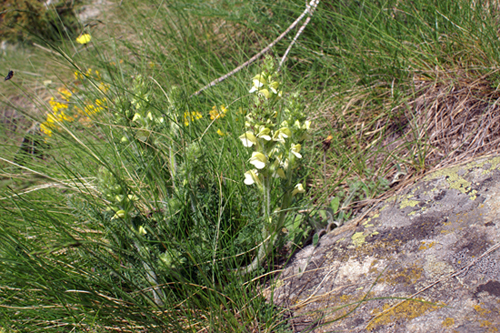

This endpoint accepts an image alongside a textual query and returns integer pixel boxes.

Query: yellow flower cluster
[40,97,74,136]
[183,111,202,126]
[209,105,227,120]
[58,87,72,101]
[40,75,107,137]
[74,68,101,81]
[83,101,105,116]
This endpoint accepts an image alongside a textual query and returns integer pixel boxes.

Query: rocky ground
[272,155,500,332]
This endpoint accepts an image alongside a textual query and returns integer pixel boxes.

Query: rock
[272,155,500,332]
[77,0,109,24]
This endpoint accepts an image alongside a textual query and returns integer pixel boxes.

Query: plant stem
[134,241,164,307]
[237,168,294,275]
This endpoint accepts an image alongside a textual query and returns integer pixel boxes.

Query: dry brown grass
[316,68,500,212]
[409,70,500,167]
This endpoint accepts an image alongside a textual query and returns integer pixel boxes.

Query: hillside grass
[1,0,500,331]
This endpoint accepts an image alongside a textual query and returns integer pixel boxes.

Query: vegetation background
[1,0,500,331]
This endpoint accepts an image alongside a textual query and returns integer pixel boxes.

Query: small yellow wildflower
[59,110,74,122]
[49,97,68,112]
[40,123,53,136]
[183,111,202,126]
[98,82,109,93]
[84,104,103,116]
[76,33,92,45]
[58,87,72,101]
[74,71,83,80]
[46,113,57,124]
[209,105,228,120]
[95,98,107,107]
[217,129,225,136]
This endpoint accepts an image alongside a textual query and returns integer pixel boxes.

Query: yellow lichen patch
[367,299,443,330]
[399,196,420,209]
[351,231,379,247]
[352,232,366,247]
[442,317,454,328]
[469,189,478,201]
[481,156,500,175]
[380,264,423,286]
[479,321,498,332]
[474,304,491,316]
[418,241,436,251]
[423,164,482,200]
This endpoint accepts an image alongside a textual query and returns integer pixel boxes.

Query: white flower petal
[249,152,268,169]
[244,170,259,185]
[239,131,257,147]
[291,144,302,159]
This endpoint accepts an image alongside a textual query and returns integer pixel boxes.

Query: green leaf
[330,196,340,214]
[313,233,319,247]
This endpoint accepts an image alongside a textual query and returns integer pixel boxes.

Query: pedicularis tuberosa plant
[92,58,310,301]
[238,56,311,275]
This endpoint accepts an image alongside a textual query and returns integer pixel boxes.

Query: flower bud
[112,210,126,219]
[292,183,305,196]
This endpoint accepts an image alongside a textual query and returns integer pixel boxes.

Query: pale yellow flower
[249,152,268,169]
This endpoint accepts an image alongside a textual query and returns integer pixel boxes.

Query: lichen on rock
[272,155,500,332]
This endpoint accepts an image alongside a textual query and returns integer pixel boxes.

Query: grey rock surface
[272,155,500,332]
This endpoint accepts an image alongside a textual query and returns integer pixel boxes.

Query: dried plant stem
[279,0,320,72]
[191,0,321,97]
